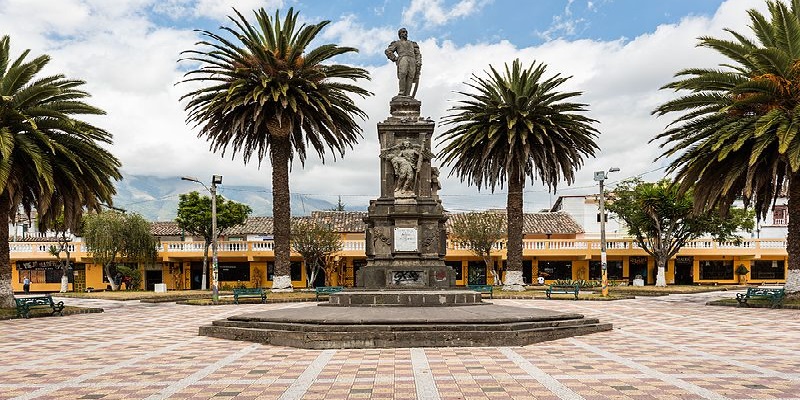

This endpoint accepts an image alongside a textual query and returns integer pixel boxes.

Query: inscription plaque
[394,227,418,252]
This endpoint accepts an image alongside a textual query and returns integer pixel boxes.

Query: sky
[0,0,770,215]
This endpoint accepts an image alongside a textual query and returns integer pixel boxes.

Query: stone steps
[199,314,612,349]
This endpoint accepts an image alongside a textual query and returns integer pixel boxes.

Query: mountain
[111,174,351,221]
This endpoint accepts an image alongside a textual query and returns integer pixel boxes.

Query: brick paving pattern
[1,291,799,399]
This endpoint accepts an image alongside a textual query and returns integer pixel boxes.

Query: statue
[385,28,421,97]
[383,140,421,194]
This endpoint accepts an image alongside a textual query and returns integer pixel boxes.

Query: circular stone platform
[199,303,613,349]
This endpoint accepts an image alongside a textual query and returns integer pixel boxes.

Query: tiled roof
[308,211,367,233]
[150,221,181,236]
[224,216,274,235]
[446,211,583,234]
[149,210,582,236]
[523,211,584,234]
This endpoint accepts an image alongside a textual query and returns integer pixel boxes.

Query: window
[589,261,623,280]
[773,205,788,225]
[290,261,303,281]
[445,261,462,281]
[751,260,785,280]
[538,260,572,280]
[218,262,250,281]
[522,260,533,284]
[17,261,75,284]
[699,260,733,280]
[467,261,487,285]
[267,262,274,280]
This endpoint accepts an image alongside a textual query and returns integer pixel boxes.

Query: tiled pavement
[1,291,799,400]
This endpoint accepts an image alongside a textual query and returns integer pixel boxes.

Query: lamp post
[181,175,223,301]
[594,167,619,297]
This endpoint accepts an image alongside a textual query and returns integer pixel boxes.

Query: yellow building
[9,211,788,292]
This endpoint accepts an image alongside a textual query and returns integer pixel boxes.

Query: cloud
[0,0,771,215]
[402,0,490,27]
[536,0,589,41]
[320,14,396,55]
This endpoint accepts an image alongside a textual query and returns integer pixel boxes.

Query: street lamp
[181,175,223,301]
[594,167,619,297]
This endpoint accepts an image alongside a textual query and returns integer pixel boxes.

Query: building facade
[9,209,789,293]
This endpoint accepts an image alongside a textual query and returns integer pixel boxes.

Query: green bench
[546,284,580,300]
[15,295,65,318]
[232,288,266,304]
[467,285,493,299]
[736,287,785,308]
[315,286,344,301]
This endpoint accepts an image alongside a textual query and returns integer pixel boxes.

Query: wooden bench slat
[232,288,266,304]
[315,286,344,300]
[14,295,65,318]
[466,285,493,299]
[545,284,580,300]
[736,287,785,308]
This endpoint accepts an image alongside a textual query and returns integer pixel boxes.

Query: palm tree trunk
[785,173,800,293]
[270,128,293,292]
[655,254,668,287]
[0,195,15,307]
[503,165,525,291]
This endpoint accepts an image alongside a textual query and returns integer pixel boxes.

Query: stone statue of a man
[384,140,421,194]
[385,28,421,97]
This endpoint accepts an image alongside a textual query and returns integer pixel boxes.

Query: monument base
[357,262,455,289]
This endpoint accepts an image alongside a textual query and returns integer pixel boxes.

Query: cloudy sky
[0,0,768,214]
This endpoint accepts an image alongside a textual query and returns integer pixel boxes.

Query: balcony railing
[9,238,788,258]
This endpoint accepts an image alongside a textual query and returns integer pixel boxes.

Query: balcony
[9,238,788,261]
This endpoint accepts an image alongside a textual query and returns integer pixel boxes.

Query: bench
[736,287,785,308]
[315,286,344,301]
[232,288,266,304]
[546,284,580,300]
[467,285,493,299]
[14,295,65,318]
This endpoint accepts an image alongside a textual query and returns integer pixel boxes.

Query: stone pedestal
[359,96,454,289]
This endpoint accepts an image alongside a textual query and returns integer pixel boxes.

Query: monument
[356,27,454,289]
[198,28,612,348]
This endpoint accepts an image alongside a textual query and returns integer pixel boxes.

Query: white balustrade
[251,241,275,251]
[7,237,788,259]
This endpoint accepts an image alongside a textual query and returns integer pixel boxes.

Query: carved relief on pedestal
[420,224,437,253]
[371,227,392,254]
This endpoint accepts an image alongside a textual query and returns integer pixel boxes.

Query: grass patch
[706,298,800,309]
[609,285,746,295]
[57,290,211,301]
[57,289,319,302]
[491,289,633,301]
[0,305,103,320]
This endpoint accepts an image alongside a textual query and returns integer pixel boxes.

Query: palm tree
[652,0,800,292]
[180,8,370,291]
[439,59,599,291]
[0,35,121,307]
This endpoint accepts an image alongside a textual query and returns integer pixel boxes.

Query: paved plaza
[1,291,799,400]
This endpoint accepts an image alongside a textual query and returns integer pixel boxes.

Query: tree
[449,211,507,285]
[439,59,599,291]
[81,211,158,291]
[47,213,74,293]
[607,179,754,286]
[329,196,346,211]
[181,8,370,292]
[652,0,800,293]
[291,219,342,288]
[175,191,252,290]
[0,36,121,307]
